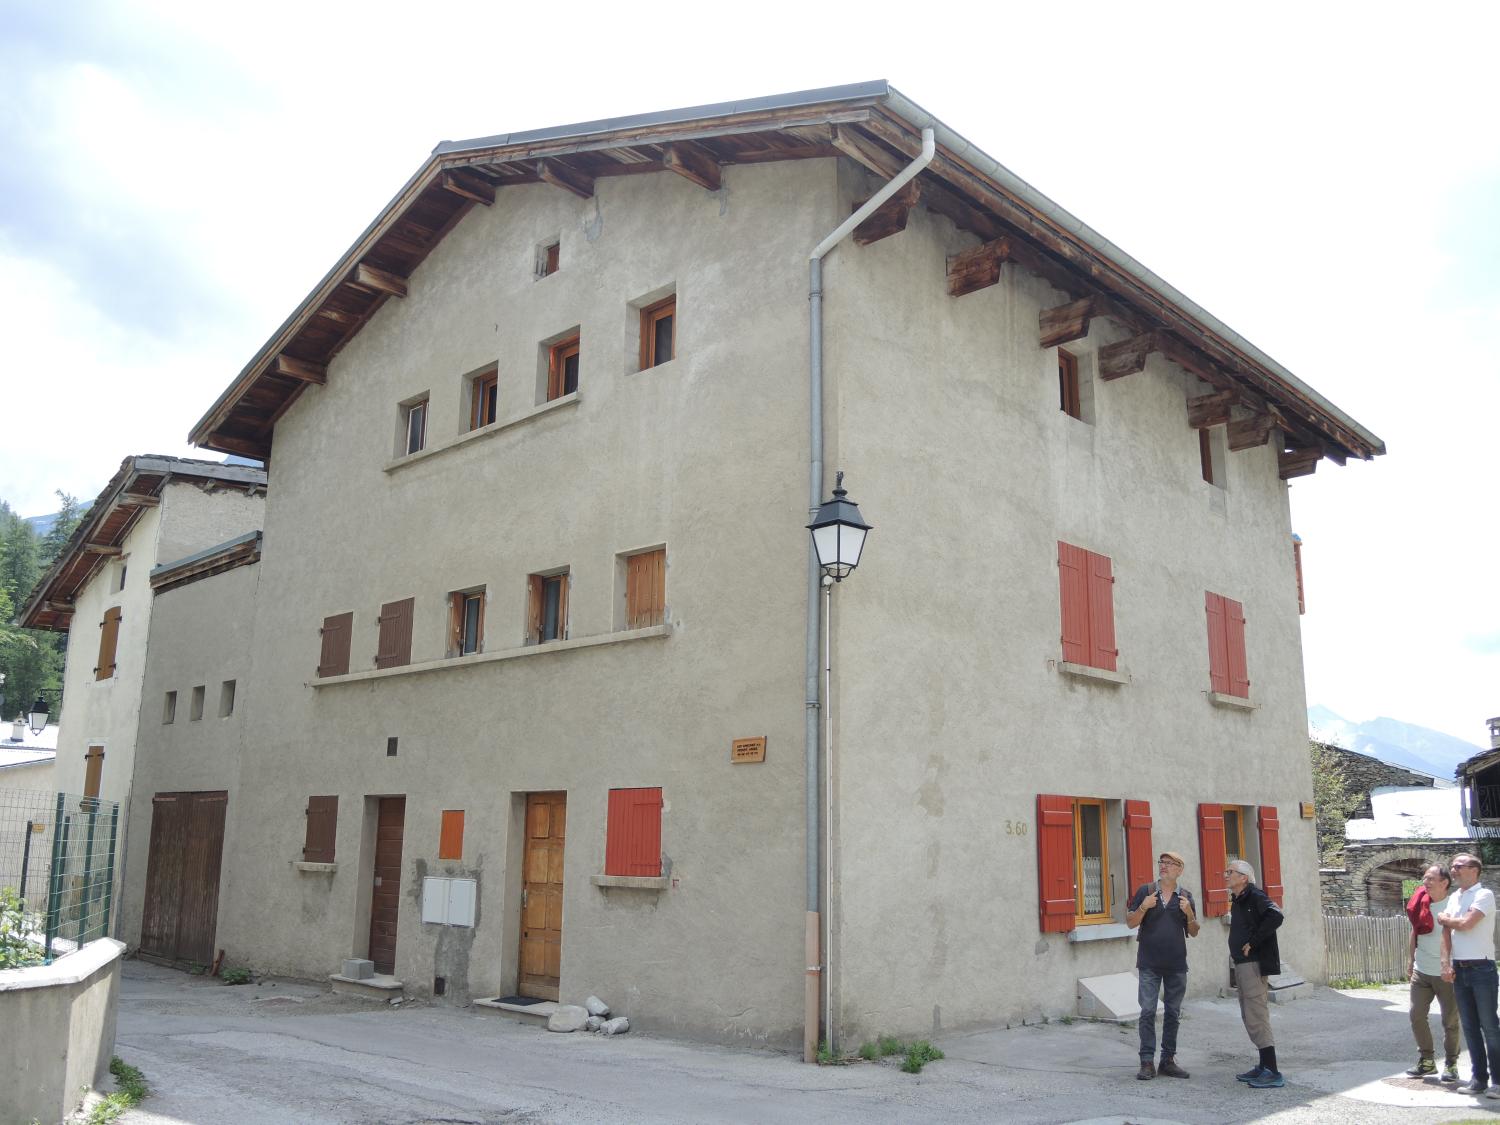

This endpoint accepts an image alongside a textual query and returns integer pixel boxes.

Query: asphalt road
[108,961,1500,1124]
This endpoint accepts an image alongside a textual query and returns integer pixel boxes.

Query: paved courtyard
[109,960,1500,1124]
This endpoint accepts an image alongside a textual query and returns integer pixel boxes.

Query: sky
[1,1,1495,745]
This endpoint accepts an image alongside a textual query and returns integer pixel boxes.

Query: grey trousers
[1235,962,1274,1049]
[1410,969,1460,1063]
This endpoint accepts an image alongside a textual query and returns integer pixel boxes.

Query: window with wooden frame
[526,572,569,644]
[546,334,580,401]
[375,597,415,669]
[401,397,428,455]
[317,611,354,677]
[95,606,121,680]
[469,368,498,431]
[1057,541,1118,671]
[1223,806,1246,862]
[438,810,465,860]
[1198,425,1227,487]
[448,589,485,657]
[638,296,676,370]
[190,685,205,721]
[622,547,666,630]
[537,239,560,278]
[1205,591,1250,698]
[303,795,338,863]
[605,787,663,877]
[1197,802,1284,913]
[1036,794,1154,933]
[1058,349,1081,420]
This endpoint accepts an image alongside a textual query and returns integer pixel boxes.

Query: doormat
[495,995,548,1007]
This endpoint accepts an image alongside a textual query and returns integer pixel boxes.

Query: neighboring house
[0,719,58,792]
[1456,717,1500,833]
[182,82,1382,1050]
[19,456,266,932]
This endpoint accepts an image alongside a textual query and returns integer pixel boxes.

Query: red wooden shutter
[318,612,353,677]
[1224,597,1250,698]
[375,598,414,669]
[1198,803,1230,917]
[1205,592,1230,693]
[1086,551,1117,671]
[1036,794,1077,933]
[303,796,339,862]
[1057,543,1089,665]
[605,787,663,877]
[1123,800,1154,895]
[438,810,465,860]
[1258,805,1284,906]
[96,606,122,680]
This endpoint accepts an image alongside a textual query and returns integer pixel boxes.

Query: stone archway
[1365,857,1431,916]
[1324,841,1471,914]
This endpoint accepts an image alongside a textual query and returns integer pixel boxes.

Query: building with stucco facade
[179,82,1383,1053]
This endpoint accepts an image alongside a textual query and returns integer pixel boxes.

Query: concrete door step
[331,973,404,1001]
[474,997,557,1027]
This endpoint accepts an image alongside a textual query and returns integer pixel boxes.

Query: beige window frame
[1073,797,1113,924]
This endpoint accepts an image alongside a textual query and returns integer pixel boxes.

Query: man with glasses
[1126,851,1199,1080]
[1226,858,1284,1088]
[1405,864,1460,1082]
[1438,853,1500,1098]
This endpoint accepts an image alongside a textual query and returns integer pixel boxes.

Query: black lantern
[28,696,49,736]
[807,472,872,581]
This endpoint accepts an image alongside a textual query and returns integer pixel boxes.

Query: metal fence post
[44,793,66,965]
[80,802,99,940]
[19,819,34,910]
[101,803,120,938]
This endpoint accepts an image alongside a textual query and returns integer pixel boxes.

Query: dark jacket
[1229,882,1283,976]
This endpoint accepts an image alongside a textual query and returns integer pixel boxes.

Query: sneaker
[1458,1079,1487,1095]
[1136,1061,1155,1080]
[1488,1085,1500,1100]
[1405,1058,1437,1077]
[1247,1069,1285,1089]
[1236,1065,1267,1082]
[1442,1062,1460,1083]
[1157,1058,1189,1079]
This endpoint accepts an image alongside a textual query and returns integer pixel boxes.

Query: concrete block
[1077,972,1147,1021]
[341,959,374,980]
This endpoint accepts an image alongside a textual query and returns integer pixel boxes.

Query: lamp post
[28,691,60,736]
[805,471,871,1056]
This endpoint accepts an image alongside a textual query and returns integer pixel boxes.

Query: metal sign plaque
[731,737,766,764]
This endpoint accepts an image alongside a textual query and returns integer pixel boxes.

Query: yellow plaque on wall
[731,737,766,764]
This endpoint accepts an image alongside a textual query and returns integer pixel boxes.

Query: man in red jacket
[1405,864,1460,1081]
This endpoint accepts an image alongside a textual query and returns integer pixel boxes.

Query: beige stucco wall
[219,158,844,1045]
[118,558,260,954]
[822,176,1322,1042]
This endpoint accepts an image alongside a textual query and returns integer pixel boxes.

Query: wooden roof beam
[440,169,495,206]
[661,142,721,191]
[206,431,269,459]
[831,124,907,178]
[271,354,328,384]
[1040,297,1096,349]
[1227,413,1274,451]
[1098,332,1158,381]
[116,494,160,509]
[82,544,124,557]
[1187,390,1236,429]
[1279,448,1321,480]
[537,159,595,199]
[947,236,1013,297]
[351,263,408,298]
[853,181,920,246]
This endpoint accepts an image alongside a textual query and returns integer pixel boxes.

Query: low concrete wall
[0,938,124,1125]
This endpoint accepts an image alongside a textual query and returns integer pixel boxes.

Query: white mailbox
[421,876,477,927]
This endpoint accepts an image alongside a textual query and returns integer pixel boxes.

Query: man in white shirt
[1438,853,1500,1098]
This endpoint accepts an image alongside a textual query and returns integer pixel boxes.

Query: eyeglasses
[1158,859,1182,868]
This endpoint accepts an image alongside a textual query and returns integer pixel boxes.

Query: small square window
[401,398,428,455]
[218,680,236,718]
[546,335,580,402]
[537,239,560,278]
[469,369,498,431]
[115,557,130,592]
[162,691,177,725]
[526,571,569,644]
[1059,350,1081,419]
[448,589,485,656]
[190,685,205,721]
[639,296,675,370]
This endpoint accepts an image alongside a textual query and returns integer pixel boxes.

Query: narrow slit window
[470,371,498,431]
[218,680,236,718]
[538,240,560,278]
[547,335,580,401]
[449,589,485,656]
[162,691,176,725]
[403,399,428,455]
[190,685,205,721]
[639,296,676,370]
[527,572,569,644]
[1058,349,1081,419]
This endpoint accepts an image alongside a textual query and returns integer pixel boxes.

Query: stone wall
[1318,742,1439,819]
[1321,839,1498,914]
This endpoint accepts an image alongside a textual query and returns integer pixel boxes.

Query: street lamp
[806,472,872,581]
[28,695,50,736]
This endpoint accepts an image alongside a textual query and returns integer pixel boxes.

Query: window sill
[311,623,671,687]
[1058,661,1130,685]
[294,861,337,874]
[1208,691,1255,711]
[591,874,669,890]
[384,392,580,473]
[1068,922,1132,943]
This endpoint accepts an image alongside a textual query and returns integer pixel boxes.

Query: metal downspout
[804,126,934,1062]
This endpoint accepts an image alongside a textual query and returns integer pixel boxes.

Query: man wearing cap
[1227,858,1285,1088]
[1126,850,1199,1080]
[1438,852,1500,1098]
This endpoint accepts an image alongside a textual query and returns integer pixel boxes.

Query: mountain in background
[1309,704,1485,779]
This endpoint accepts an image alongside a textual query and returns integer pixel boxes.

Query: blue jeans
[1138,966,1187,1061]
[1453,960,1500,1085]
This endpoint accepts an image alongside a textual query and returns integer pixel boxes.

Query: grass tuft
[84,1057,148,1124]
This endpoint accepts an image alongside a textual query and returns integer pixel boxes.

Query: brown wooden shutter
[626,549,666,629]
[1036,794,1077,933]
[1205,592,1230,694]
[1292,534,1305,615]
[1057,543,1089,665]
[448,594,464,657]
[438,810,465,860]
[1086,551,1117,671]
[556,575,569,641]
[375,598,414,668]
[1257,806,1284,906]
[83,746,104,799]
[527,575,544,643]
[317,612,354,677]
[303,795,338,862]
[1224,597,1250,698]
[95,606,122,680]
[1123,799,1153,895]
[605,788,663,877]
[1197,803,1230,917]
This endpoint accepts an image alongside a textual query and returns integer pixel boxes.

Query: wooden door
[139,791,228,964]
[367,797,405,975]
[518,792,565,1000]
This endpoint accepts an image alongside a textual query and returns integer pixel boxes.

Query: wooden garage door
[139,791,228,965]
